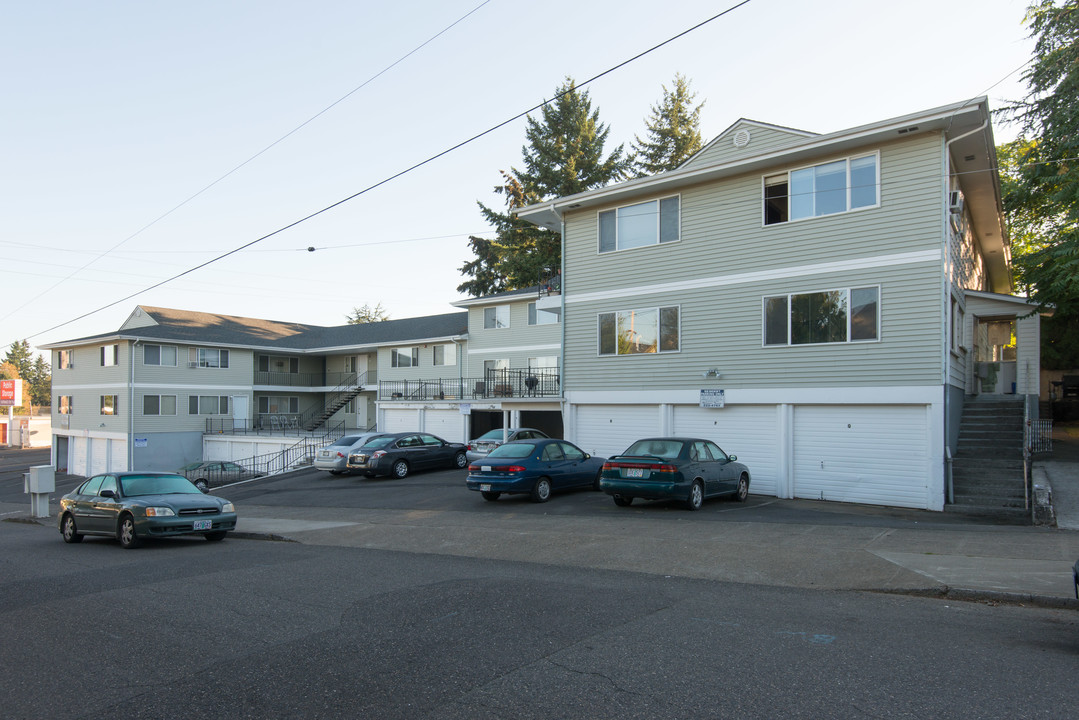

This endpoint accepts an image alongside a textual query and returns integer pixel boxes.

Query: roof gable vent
[732,129,751,148]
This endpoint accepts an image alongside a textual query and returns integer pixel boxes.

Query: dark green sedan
[600,437,751,511]
[58,472,237,548]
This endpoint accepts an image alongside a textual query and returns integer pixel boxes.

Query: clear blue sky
[2,0,1035,355]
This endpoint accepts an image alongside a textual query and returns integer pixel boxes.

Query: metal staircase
[947,395,1028,523]
[299,372,366,432]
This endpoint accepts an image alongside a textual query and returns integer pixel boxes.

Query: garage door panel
[90,438,109,475]
[424,409,464,443]
[383,409,415,434]
[794,406,928,509]
[576,405,660,458]
[673,406,778,496]
[73,438,89,476]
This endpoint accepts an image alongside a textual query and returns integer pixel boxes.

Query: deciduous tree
[346,303,389,324]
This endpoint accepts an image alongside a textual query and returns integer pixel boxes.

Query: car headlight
[144,507,175,517]
[220,502,235,513]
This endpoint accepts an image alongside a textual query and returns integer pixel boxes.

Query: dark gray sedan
[347,432,468,478]
[58,472,237,548]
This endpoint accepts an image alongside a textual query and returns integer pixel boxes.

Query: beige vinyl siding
[685,123,815,169]
[119,306,158,330]
[564,134,943,296]
[560,132,947,392]
[464,302,560,377]
[564,263,942,391]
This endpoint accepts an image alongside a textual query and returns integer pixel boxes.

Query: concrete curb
[874,586,1079,610]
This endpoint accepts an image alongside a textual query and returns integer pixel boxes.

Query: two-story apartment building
[516,97,1040,512]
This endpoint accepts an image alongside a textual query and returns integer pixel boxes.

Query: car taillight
[467,464,479,472]
[336,452,344,458]
[466,444,473,451]
[493,466,526,473]
[601,462,613,471]
[652,464,678,473]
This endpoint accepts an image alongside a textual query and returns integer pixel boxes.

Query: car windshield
[624,439,684,459]
[120,474,201,496]
[361,436,396,449]
[333,436,362,447]
[485,443,535,459]
[477,429,512,441]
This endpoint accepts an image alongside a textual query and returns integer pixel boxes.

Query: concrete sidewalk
[10,495,1079,609]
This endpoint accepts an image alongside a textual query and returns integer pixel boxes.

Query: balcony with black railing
[252,370,376,387]
[379,369,560,401]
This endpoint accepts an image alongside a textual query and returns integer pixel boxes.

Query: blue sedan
[466,439,606,503]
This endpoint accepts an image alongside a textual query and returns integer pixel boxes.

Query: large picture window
[763,287,879,346]
[527,302,558,326]
[599,196,680,253]
[391,348,420,368]
[764,153,878,225]
[598,306,680,356]
[433,344,455,366]
[191,348,229,368]
[189,395,230,415]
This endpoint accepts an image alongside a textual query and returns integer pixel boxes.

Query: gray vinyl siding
[464,302,561,376]
[377,344,464,382]
[561,132,946,391]
[685,123,816,170]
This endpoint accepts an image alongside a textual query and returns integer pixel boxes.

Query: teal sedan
[58,472,237,549]
[600,437,751,511]
[466,439,606,503]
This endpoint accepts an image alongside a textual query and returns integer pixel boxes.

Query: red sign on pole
[0,379,23,407]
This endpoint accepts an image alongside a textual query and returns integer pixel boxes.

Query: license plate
[626,468,645,478]
[480,484,492,492]
[481,466,492,472]
[193,519,213,531]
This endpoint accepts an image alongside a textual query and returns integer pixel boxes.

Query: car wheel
[205,531,228,542]
[613,495,633,507]
[530,477,552,503]
[481,491,501,502]
[735,474,749,502]
[454,451,468,469]
[392,460,410,479]
[686,481,704,511]
[61,513,83,543]
[118,514,142,549]
[194,479,209,493]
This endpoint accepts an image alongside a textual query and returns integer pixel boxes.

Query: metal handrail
[379,369,560,401]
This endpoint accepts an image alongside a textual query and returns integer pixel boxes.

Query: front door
[232,396,249,429]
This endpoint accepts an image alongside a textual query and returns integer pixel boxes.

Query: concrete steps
[948,395,1028,523]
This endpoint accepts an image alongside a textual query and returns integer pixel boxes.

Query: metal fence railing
[184,436,336,489]
[1027,418,1053,454]
[379,369,560,401]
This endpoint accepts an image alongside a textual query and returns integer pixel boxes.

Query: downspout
[942,116,990,506]
[558,208,567,439]
[129,339,138,471]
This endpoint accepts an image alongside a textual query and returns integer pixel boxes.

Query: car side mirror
[728,455,737,462]
[100,489,117,499]
[584,454,591,459]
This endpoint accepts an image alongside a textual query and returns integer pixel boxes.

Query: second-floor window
[258,355,298,373]
[58,396,73,414]
[764,153,879,225]
[483,305,510,329]
[100,395,119,415]
[100,345,118,367]
[191,348,229,368]
[763,287,880,346]
[433,344,455,366]
[391,348,419,368]
[599,196,680,253]
[598,307,680,356]
[143,344,177,366]
[527,302,558,326]
[143,395,177,415]
[58,350,74,369]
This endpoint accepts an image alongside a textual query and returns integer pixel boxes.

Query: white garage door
[110,440,128,472]
[383,408,417,434]
[672,405,778,496]
[575,405,661,458]
[73,437,89,476]
[424,409,465,443]
[90,438,109,476]
[793,405,929,509]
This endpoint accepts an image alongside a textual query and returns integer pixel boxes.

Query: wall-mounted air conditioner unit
[188,361,199,368]
[948,190,964,215]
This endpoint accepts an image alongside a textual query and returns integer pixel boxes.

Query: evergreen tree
[458,78,630,296]
[632,73,705,177]
[2,340,33,378]
[999,1,1079,316]
[29,355,50,406]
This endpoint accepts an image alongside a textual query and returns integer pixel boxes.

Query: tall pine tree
[458,77,630,296]
[631,74,705,177]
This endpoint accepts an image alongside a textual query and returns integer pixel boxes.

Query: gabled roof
[40,306,468,353]
[679,118,817,171]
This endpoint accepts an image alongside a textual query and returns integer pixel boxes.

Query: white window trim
[433,344,456,366]
[596,305,682,357]
[189,347,230,369]
[597,193,682,255]
[761,151,881,227]
[391,347,420,368]
[761,285,882,348]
